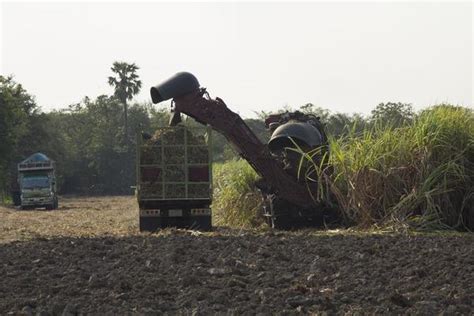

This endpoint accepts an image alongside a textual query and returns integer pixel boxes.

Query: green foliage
[108,61,142,144]
[299,103,371,138]
[0,76,40,195]
[300,103,331,121]
[325,113,368,138]
[211,118,269,162]
[212,159,264,228]
[108,62,142,104]
[148,104,171,129]
[322,105,473,230]
[370,102,414,126]
[50,96,151,194]
[1,70,161,196]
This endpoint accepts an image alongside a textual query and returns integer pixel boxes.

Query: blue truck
[17,153,58,210]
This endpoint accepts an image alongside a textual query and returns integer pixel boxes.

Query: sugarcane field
[1,2,473,315]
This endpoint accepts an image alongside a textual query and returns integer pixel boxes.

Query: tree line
[0,62,415,198]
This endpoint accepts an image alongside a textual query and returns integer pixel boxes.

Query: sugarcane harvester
[150,72,333,229]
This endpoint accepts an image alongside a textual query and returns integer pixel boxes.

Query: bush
[326,105,474,230]
[212,159,264,228]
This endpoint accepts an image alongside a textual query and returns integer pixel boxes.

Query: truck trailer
[136,126,212,231]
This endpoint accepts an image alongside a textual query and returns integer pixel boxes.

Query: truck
[136,125,212,231]
[149,72,335,230]
[17,153,58,210]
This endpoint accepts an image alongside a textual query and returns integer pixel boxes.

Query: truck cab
[18,153,58,210]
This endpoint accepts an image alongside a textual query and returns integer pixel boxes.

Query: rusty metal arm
[173,89,317,208]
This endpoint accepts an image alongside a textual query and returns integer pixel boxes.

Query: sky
[1,1,473,118]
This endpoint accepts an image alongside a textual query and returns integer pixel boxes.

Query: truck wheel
[46,204,53,210]
[53,197,59,209]
[191,216,212,231]
[139,216,161,232]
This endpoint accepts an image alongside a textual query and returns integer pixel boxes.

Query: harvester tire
[265,195,334,229]
[267,197,293,230]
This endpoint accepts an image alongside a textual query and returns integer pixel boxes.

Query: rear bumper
[139,208,211,217]
[139,207,212,231]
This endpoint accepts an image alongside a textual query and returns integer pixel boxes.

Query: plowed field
[1,196,473,315]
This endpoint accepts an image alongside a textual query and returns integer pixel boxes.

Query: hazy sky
[1,1,472,117]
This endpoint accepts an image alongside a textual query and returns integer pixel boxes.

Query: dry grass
[212,160,264,228]
[1,195,468,246]
[0,196,266,244]
[293,105,474,230]
[0,196,138,243]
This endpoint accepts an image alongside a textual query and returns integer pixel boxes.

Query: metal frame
[137,125,213,201]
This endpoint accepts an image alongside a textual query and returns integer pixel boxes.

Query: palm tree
[108,62,142,145]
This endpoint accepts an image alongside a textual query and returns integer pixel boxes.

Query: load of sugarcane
[140,127,210,199]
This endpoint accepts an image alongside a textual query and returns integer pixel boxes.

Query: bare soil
[0,196,473,315]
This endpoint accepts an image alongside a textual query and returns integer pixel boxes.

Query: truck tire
[139,216,161,232]
[46,204,53,210]
[189,216,212,231]
[53,197,59,209]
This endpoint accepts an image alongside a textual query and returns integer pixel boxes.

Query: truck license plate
[169,209,183,217]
